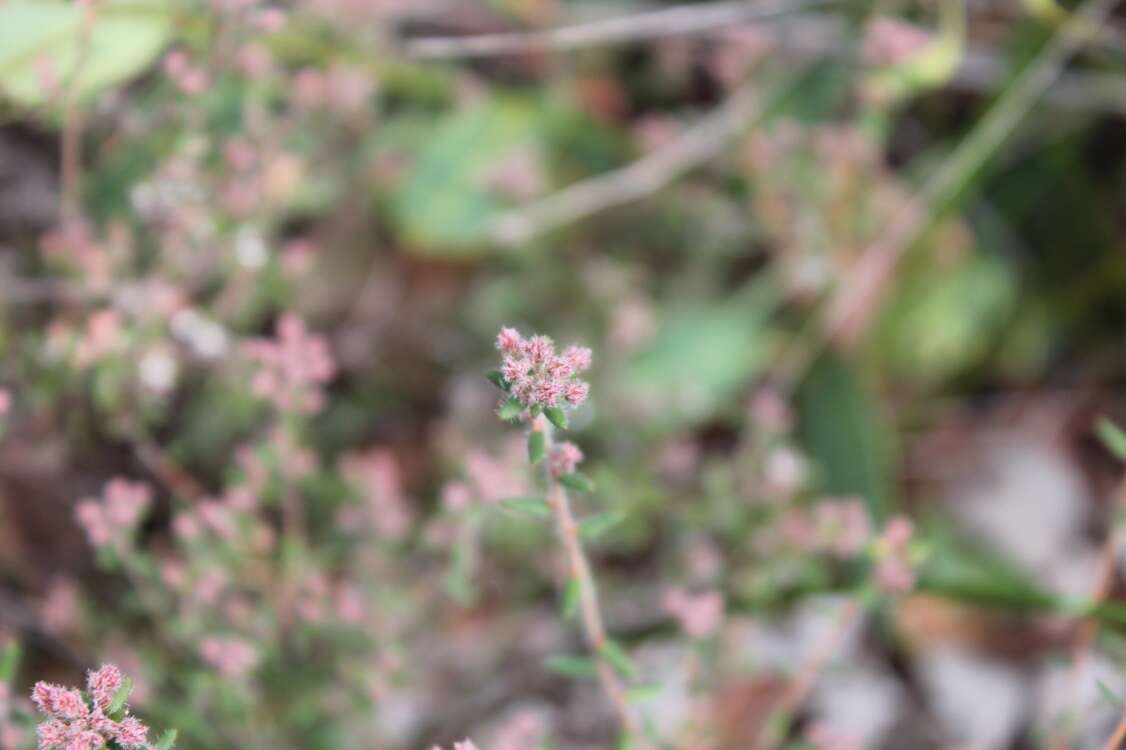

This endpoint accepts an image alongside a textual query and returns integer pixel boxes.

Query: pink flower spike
[86,665,123,713]
[109,716,149,748]
[563,381,589,407]
[496,327,522,354]
[562,345,592,372]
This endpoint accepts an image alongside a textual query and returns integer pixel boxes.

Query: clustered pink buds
[74,479,153,552]
[495,328,591,412]
[244,314,335,414]
[873,516,916,594]
[32,665,150,750]
[548,442,583,478]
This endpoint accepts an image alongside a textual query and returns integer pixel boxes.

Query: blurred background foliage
[2,0,1126,748]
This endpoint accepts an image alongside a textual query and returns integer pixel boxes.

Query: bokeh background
[2,0,1126,748]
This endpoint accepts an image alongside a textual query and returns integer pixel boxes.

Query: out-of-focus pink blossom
[74,478,152,552]
[862,17,935,67]
[663,588,725,639]
[0,389,11,416]
[548,441,583,478]
[338,448,412,539]
[244,314,335,414]
[873,515,917,594]
[199,635,259,679]
[494,328,592,413]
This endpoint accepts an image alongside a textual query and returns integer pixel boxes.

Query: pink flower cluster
[199,635,259,680]
[548,441,583,478]
[75,479,153,552]
[244,314,335,414]
[32,665,150,750]
[495,328,591,412]
[782,498,872,559]
[873,516,916,594]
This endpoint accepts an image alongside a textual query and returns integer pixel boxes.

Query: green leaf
[485,369,510,392]
[544,406,568,430]
[107,676,132,717]
[497,396,523,421]
[559,472,595,493]
[579,510,624,541]
[599,640,637,679]
[626,292,774,433]
[527,431,545,464]
[1098,679,1125,709]
[389,98,542,254]
[0,641,20,682]
[545,655,597,679]
[498,496,551,517]
[797,353,892,522]
[1097,418,1126,463]
[562,577,581,621]
[154,729,178,750]
[0,0,170,108]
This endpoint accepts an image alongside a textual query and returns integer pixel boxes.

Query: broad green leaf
[626,293,773,433]
[0,0,170,108]
[599,640,637,679]
[1097,418,1126,463]
[559,472,594,493]
[544,406,568,430]
[527,431,545,464]
[797,353,892,522]
[545,655,597,679]
[389,98,542,254]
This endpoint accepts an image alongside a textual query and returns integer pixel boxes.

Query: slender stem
[758,597,861,749]
[1104,713,1126,750]
[540,420,639,735]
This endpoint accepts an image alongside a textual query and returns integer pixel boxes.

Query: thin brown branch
[401,0,832,59]
[541,420,639,735]
[491,78,770,245]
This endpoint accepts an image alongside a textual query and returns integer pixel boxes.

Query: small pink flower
[522,335,554,365]
[563,381,589,407]
[548,442,583,478]
[36,719,68,749]
[561,345,592,372]
[109,716,148,748]
[86,665,123,713]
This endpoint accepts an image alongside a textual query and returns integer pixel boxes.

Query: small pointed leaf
[599,640,637,679]
[560,472,595,493]
[562,577,581,620]
[545,655,598,679]
[499,496,551,517]
[1097,417,1126,463]
[154,729,178,750]
[486,370,510,392]
[107,676,132,717]
[528,431,545,464]
[497,396,523,421]
[544,406,568,430]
